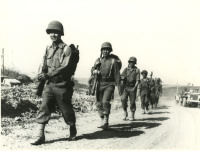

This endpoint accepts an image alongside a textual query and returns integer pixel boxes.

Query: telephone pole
[1,48,4,76]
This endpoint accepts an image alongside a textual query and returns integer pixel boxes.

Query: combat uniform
[93,56,120,116]
[121,66,140,120]
[35,39,76,126]
[91,42,121,129]
[31,21,77,145]
[154,79,162,108]
[138,77,151,113]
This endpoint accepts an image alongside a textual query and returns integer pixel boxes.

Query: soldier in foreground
[120,57,140,121]
[91,42,121,130]
[31,21,79,145]
[138,70,151,114]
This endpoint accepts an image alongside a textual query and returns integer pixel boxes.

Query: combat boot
[31,135,45,145]
[129,111,135,121]
[97,117,104,128]
[31,124,45,145]
[142,109,146,114]
[69,125,77,141]
[123,110,128,121]
[101,114,109,130]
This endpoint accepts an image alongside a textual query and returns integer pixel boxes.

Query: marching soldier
[120,57,140,121]
[91,42,121,130]
[138,70,151,114]
[154,78,162,108]
[31,21,78,145]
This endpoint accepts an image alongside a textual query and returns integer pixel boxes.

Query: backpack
[61,44,79,76]
[109,54,122,70]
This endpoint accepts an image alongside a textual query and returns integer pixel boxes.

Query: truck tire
[179,98,182,106]
[182,98,187,107]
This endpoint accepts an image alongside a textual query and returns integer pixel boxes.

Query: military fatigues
[121,67,140,112]
[93,55,120,118]
[154,82,162,107]
[138,78,151,111]
[35,39,76,126]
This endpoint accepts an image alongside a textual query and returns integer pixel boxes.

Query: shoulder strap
[108,58,115,77]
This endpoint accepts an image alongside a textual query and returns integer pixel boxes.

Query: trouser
[141,93,150,110]
[95,84,115,117]
[121,87,137,112]
[35,82,76,126]
[150,93,156,105]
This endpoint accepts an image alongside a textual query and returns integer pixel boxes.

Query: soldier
[31,21,78,145]
[154,78,162,108]
[92,42,121,130]
[120,57,140,121]
[138,70,151,114]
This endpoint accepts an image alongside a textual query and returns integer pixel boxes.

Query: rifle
[35,49,47,97]
[90,52,102,96]
[150,71,153,79]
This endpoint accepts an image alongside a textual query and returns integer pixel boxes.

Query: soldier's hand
[93,70,100,74]
[38,73,49,80]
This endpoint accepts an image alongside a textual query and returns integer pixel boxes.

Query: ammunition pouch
[125,82,136,87]
[49,76,71,84]
[100,77,115,82]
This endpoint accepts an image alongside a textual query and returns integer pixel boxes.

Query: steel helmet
[101,42,112,51]
[141,70,148,75]
[128,57,137,64]
[46,21,64,35]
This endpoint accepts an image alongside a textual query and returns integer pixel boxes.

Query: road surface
[1,96,200,149]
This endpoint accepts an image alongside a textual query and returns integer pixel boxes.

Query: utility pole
[1,48,4,76]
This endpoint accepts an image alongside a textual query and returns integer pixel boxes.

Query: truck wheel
[182,98,187,107]
[179,99,182,106]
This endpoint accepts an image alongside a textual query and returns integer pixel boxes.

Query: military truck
[176,88,200,108]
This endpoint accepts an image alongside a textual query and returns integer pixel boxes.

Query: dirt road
[1,96,200,149]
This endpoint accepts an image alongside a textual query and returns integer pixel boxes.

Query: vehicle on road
[176,88,200,108]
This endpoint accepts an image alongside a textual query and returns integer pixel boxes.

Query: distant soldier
[138,70,151,114]
[91,42,121,130]
[148,73,156,109]
[120,57,140,121]
[154,78,162,108]
[31,21,79,145]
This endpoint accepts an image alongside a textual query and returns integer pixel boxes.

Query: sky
[0,0,200,86]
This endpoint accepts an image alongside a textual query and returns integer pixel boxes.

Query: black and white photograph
[1,0,200,150]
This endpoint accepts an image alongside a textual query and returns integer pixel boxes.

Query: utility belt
[48,76,71,83]
[100,77,115,82]
[125,82,136,87]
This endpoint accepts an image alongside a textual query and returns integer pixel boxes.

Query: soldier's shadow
[45,121,161,143]
[76,121,161,140]
[147,111,171,115]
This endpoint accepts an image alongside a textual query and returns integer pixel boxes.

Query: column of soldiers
[31,20,162,145]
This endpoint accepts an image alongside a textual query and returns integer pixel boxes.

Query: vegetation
[2,68,32,84]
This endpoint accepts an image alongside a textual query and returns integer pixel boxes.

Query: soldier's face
[142,73,147,78]
[128,61,135,68]
[102,48,111,57]
[49,31,61,42]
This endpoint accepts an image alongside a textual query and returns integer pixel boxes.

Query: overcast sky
[1,0,200,86]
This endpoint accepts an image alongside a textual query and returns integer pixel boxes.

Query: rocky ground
[1,93,200,150]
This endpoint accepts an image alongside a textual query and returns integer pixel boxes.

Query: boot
[142,109,146,114]
[101,114,109,130]
[69,125,77,141]
[31,135,45,145]
[31,124,45,145]
[123,110,128,121]
[97,117,104,128]
[129,111,135,121]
